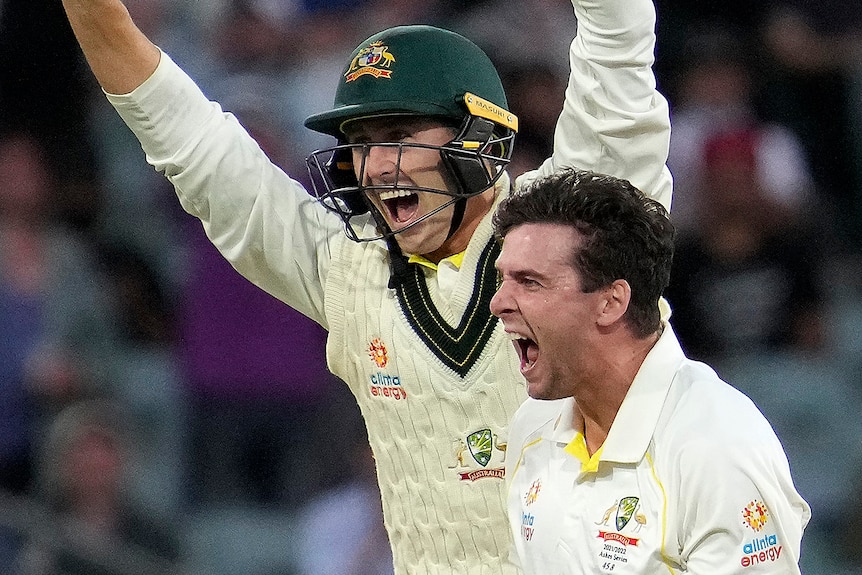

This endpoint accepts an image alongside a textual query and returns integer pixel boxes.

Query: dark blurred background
[1,0,861,573]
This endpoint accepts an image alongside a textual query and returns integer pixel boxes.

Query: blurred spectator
[838,461,862,573]
[88,0,203,283]
[14,399,183,575]
[496,60,568,180]
[92,243,187,521]
[665,127,827,364]
[197,0,389,174]
[0,0,96,182]
[666,28,816,234]
[177,212,348,508]
[0,132,116,495]
[294,415,393,575]
[453,0,574,78]
[761,0,862,246]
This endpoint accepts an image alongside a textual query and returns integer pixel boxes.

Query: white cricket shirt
[506,325,811,574]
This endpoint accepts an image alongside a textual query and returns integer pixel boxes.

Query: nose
[490,279,513,319]
[356,144,399,184]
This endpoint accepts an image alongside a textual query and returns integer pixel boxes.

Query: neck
[423,186,497,264]
[574,329,661,455]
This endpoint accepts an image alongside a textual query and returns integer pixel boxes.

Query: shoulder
[672,360,775,426]
[656,359,789,473]
[505,397,565,481]
[508,399,565,453]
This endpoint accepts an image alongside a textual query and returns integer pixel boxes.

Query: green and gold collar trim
[395,238,501,378]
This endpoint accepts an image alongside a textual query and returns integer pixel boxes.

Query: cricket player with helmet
[59,0,672,571]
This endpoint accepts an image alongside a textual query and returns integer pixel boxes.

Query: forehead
[341,115,453,139]
[497,223,580,272]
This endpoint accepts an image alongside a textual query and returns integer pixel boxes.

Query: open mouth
[513,336,539,371]
[379,189,419,224]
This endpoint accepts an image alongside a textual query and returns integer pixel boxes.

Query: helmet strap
[447,197,467,240]
[386,233,411,289]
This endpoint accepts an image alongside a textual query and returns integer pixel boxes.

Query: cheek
[403,150,446,179]
[531,302,585,337]
[419,192,455,213]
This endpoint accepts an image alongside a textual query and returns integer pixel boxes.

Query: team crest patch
[368,338,389,368]
[616,496,640,531]
[449,428,507,481]
[594,496,645,555]
[345,41,395,82]
[593,496,644,570]
[467,429,493,466]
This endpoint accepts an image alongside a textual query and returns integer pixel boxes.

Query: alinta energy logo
[740,500,783,568]
[367,338,406,400]
[520,480,541,542]
[368,338,388,368]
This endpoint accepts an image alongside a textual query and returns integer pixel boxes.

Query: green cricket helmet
[304,24,519,244]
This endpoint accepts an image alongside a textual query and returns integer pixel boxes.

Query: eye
[511,273,542,290]
[391,129,415,143]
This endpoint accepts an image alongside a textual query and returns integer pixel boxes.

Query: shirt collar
[408,251,465,271]
[544,323,686,466]
[600,322,686,463]
[402,172,511,272]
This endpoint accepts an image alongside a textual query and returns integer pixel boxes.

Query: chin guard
[441,116,505,198]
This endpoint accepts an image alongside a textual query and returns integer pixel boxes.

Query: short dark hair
[493,168,675,337]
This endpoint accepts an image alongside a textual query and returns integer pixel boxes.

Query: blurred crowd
[1,0,861,573]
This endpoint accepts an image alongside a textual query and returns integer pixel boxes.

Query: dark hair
[493,169,675,337]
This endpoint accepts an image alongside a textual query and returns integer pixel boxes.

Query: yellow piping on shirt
[507,436,544,500]
[646,451,676,574]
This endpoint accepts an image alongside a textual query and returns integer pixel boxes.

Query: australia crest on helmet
[345,41,396,82]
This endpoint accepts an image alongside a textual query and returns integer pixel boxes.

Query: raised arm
[59,0,338,326]
[518,0,673,211]
[61,0,160,94]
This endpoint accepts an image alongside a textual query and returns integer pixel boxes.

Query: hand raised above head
[61,0,160,94]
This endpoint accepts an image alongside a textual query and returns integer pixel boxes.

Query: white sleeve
[106,51,341,327]
[517,0,673,211]
[674,436,810,574]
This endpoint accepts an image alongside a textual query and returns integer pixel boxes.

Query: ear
[596,279,631,327]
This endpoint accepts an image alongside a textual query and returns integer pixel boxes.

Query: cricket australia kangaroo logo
[615,496,640,531]
[467,429,493,466]
[449,428,507,481]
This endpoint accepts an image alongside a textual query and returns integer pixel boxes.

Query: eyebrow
[498,266,545,282]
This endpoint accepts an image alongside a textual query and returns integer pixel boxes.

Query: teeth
[507,332,524,341]
[378,190,415,201]
[517,339,534,367]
